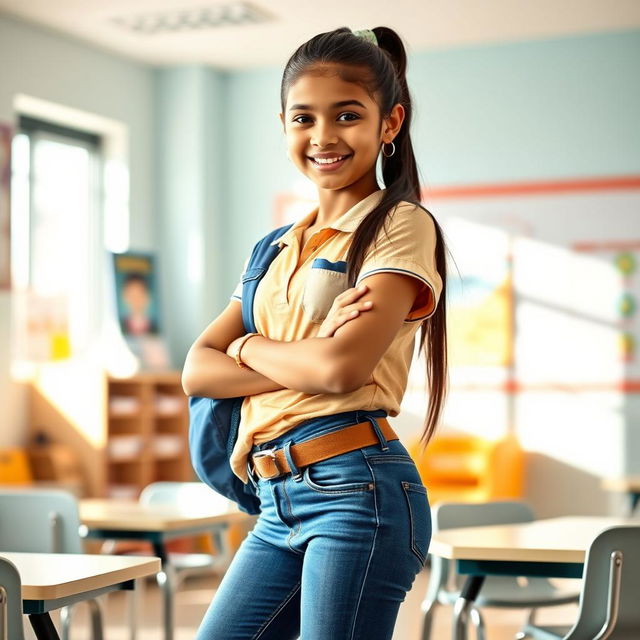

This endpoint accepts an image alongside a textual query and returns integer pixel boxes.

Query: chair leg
[60,604,72,640]
[419,598,439,640]
[87,598,104,640]
[128,577,143,640]
[470,606,486,640]
[515,608,537,640]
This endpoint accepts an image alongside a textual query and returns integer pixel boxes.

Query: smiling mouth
[308,154,352,168]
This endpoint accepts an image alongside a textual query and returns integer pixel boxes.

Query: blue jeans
[196,410,431,640]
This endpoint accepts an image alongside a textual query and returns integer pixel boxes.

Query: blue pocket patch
[311,258,347,273]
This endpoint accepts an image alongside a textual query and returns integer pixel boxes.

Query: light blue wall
[155,66,227,364]
[409,30,640,185]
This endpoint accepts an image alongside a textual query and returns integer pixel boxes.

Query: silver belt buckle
[252,448,283,479]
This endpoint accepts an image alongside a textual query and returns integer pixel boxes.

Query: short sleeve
[355,202,442,322]
[229,256,250,303]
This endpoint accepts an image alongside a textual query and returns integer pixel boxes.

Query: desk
[79,499,253,640]
[602,475,640,513]
[430,516,631,640]
[2,551,159,640]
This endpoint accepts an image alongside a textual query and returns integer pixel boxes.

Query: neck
[314,173,380,228]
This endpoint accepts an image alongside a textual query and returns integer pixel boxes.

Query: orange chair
[0,448,34,485]
[406,432,524,505]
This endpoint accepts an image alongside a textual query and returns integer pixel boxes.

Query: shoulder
[389,200,436,226]
[376,200,437,241]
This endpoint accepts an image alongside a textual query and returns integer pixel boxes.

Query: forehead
[285,64,377,109]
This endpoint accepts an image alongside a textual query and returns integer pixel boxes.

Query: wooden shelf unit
[106,372,192,499]
[29,367,193,498]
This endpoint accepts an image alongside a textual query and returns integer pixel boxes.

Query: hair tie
[351,28,378,47]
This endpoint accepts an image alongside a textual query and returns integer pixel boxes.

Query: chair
[522,525,640,640]
[407,433,524,505]
[138,481,234,585]
[0,489,103,640]
[420,501,581,640]
[0,556,25,640]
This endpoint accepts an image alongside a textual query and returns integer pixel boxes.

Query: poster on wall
[0,123,11,289]
[112,251,170,370]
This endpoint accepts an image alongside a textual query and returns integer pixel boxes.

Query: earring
[382,141,396,158]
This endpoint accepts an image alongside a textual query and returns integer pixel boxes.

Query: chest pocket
[302,258,349,324]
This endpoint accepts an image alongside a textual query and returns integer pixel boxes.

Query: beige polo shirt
[228,189,442,482]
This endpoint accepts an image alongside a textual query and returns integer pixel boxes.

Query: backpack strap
[241,223,294,333]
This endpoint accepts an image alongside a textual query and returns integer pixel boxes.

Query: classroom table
[1,551,159,640]
[602,475,640,513]
[79,498,254,640]
[429,516,632,640]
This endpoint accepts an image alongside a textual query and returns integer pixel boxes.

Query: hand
[317,283,373,338]
[226,335,247,360]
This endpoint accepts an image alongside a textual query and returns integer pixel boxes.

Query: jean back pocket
[401,481,431,566]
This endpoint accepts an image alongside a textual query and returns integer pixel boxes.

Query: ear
[381,103,405,144]
[279,112,286,132]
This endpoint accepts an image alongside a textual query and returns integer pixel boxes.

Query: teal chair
[522,525,640,640]
[0,489,103,640]
[138,481,234,581]
[421,501,581,640]
[0,556,25,640]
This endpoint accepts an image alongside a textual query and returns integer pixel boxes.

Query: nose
[310,120,339,148]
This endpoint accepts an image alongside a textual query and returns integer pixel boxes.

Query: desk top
[602,475,640,492]
[79,498,250,532]
[1,552,160,600]
[430,516,633,564]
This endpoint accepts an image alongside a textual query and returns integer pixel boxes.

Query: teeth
[313,156,346,164]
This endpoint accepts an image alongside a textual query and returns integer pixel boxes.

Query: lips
[308,154,352,171]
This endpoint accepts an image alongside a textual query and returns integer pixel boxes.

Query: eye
[292,114,312,124]
[338,112,360,122]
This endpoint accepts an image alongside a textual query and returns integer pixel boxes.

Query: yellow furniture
[0,448,34,485]
[407,432,524,504]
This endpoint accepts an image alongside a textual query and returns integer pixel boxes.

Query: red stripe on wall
[421,175,640,200]
[443,380,640,393]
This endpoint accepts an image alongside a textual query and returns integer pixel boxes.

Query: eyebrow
[288,100,367,111]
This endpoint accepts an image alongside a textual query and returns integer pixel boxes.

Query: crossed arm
[181,271,423,398]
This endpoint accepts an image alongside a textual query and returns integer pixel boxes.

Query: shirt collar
[270,189,386,247]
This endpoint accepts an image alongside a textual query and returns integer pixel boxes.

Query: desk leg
[29,613,61,640]
[630,491,640,514]
[153,542,174,640]
[452,575,485,640]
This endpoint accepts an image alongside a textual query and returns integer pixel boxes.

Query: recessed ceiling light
[110,2,274,35]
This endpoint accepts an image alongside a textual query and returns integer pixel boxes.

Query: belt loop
[283,441,303,481]
[246,461,259,489]
[366,416,389,451]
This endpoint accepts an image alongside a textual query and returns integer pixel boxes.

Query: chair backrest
[565,525,640,640]
[139,481,231,513]
[0,489,82,553]
[0,556,25,640]
[427,501,535,596]
[434,500,535,532]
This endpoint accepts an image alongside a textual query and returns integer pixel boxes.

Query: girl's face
[281,65,403,195]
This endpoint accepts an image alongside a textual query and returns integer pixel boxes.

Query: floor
[24,567,580,640]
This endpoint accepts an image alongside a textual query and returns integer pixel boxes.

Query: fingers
[336,283,368,306]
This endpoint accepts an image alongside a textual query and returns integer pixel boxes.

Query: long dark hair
[280,26,449,447]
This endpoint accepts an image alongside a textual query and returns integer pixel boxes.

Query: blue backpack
[188,223,294,515]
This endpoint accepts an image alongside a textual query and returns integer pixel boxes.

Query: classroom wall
[0,13,156,446]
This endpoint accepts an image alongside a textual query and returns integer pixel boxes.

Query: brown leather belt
[249,417,398,480]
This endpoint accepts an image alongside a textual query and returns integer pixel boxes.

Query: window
[11,117,103,364]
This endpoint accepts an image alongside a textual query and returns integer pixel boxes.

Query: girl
[182,25,448,640]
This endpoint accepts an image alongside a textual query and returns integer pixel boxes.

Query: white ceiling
[1,0,639,70]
